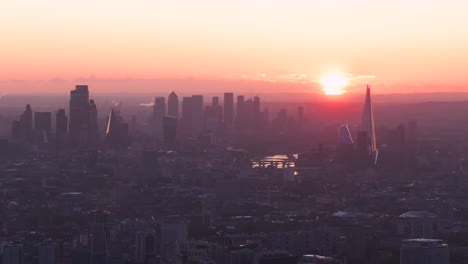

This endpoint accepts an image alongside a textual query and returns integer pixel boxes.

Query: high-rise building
[223,93,234,129]
[2,243,23,264]
[105,109,129,148]
[35,112,52,133]
[38,242,59,264]
[160,221,188,264]
[205,97,223,132]
[88,99,99,147]
[361,85,378,164]
[168,92,179,118]
[400,239,449,264]
[163,116,177,148]
[135,232,155,264]
[69,85,90,146]
[20,104,33,142]
[88,210,110,264]
[181,97,193,137]
[191,95,204,135]
[235,95,245,130]
[56,109,68,136]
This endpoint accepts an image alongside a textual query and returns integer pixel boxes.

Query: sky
[0,0,467,94]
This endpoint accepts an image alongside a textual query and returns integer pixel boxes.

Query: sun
[322,75,348,95]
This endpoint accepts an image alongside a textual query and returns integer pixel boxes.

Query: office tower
[2,243,23,264]
[20,104,33,142]
[400,239,449,264]
[338,125,353,145]
[253,96,260,128]
[35,112,52,133]
[135,232,155,264]
[167,92,179,118]
[205,97,223,132]
[69,85,90,146]
[163,116,177,148]
[130,115,137,136]
[56,109,68,135]
[105,109,129,148]
[223,93,234,129]
[153,97,166,141]
[38,242,59,264]
[235,95,245,129]
[361,85,378,164]
[191,95,204,135]
[160,221,188,264]
[212,96,219,107]
[181,97,193,137]
[88,99,100,147]
[88,210,110,264]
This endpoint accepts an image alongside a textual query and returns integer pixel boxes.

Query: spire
[361,84,378,164]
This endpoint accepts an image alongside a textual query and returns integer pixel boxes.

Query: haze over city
[0,1,468,264]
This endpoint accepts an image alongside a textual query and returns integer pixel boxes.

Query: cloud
[48,77,67,83]
[345,73,376,80]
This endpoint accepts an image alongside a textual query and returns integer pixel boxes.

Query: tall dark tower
[223,93,234,129]
[69,85,90,146]
[181,97,193,137]
[88,99,99,147]
[235,95,245,130]
[191,95,204,135]
[153,97,166,141]
[56,109,68,147]
[361,84,378,164]
[20,104,33,142]
[88,210,110,264]
[168,92,179,118]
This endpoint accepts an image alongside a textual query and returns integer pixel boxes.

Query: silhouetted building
[163,116,177,148]
[168,91,179,118]
[56,109,68,136]
[88,210,110,264]
[105,109,129,148]
[181,97,193,137]
[2,243,23,264]
[136,232,155,264]
[360,85,378,165]
[400,239,448,264]
[223,92,234,129]
[69,85,90,146]
[191,95,204,135]
[205,97,223,132]
[20,104,33,142]
[38,242,59,264]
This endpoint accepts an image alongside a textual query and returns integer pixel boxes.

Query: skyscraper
[135,232,155,264]
[163,116,177,148]
[223,93,234,129]
[361,85,378,164]
[168,92,179,118]
[337,125,354,163]
[88,210,110,264]
[400,239,449,264]
[105,109,129,148]
[56,109,68,136]
[69,85,91,147]
[235,95,244,130]
[181,97,193,137]
[38,242,59,264]
[20,104,33,142]
[153,97,166,141]
[2,243,23,264]
[191,95,204,135]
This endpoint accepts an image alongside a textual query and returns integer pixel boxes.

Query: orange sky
[0,0,467,94]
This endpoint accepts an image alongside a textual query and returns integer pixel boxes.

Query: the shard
[361,84,378,164]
